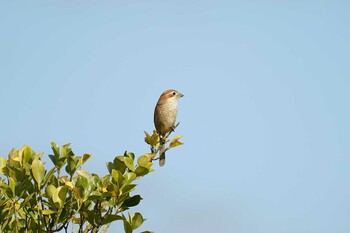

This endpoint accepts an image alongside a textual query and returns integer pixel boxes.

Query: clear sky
[1,1,349,233]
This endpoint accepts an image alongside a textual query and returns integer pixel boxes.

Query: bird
[154,89,184,166]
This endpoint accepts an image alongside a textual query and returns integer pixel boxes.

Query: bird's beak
[179,93,184,98]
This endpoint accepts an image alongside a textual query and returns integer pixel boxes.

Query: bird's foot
[160,137,166,144]
[170,125,176,133]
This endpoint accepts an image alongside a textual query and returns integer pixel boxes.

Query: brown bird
[154,89,184,166]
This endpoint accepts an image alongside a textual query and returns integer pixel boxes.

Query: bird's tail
[159,140,166,166]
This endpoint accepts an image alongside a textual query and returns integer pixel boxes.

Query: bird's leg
[160,135,166,145]
[165,122,180,139]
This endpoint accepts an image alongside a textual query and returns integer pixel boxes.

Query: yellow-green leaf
[42,209,56,215]
[169,135,184,148]
[0,158,7,174]
[45,184,56,198]
[137,156,149,167]
[101,214,123,225]
[135,166,149,177]
[144,131,151,145]
[20,145,32,166]
[124,157,135,171]
[81,153,92,164]
[112,169,125,186]
[77,169,91,178]
[9,177,16,196]
[144,131,160,147]
[32,158,45,186]
[65,181,74,190]
[144,153,156,160]
[123,215,133,233]
[150,130,159,147]
[124,172,136,184]
[53,186,68,208]
[131,212,144,230]
[43,167,56,186]
[74,187,83,200]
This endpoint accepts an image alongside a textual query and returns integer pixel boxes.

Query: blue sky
[1,1,350,233]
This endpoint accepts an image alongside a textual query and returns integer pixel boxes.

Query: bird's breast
[154,100,178,136]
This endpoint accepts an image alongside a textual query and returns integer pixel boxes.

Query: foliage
[0,130,183,233]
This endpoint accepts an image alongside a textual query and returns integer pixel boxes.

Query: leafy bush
[0,130,183,233]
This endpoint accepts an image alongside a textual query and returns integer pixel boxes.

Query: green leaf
[113,156,127,173]
[124,157,135,172]
[90,174,101,188]
[21,145,32,166]
[135,166,149,177]
[81,153,92,164]
[50,142,60,156]
[53,186,68,208]
[45,184,56,198]
[124,151,135,160]
[122,195,142,209]
[32,158,45,186]
[61,143,72,158]
[169,135,184,148]
[137,156,149,167]
[106,161,115,174]
[131,212,144,230]
[48,154,57,167]
[8,148,19,161]
[101,214,123,225]
[74,187,83,201]
[8,149,21,169]
[76,175,90,200]
[65,155,79,176]
[111,169,125,186]
[110,183,120,197]
[22,203,36,220]
[122,215,133,233]
[83,210,97,226]
[56,157,67,169]
[124,172,136,184]
[15,181,24,197]
[9,177,16,197]
[21,179,34,196]
[121,184,136,194]
[43,167,56,186]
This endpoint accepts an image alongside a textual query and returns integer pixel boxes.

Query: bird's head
[158,89,184,104]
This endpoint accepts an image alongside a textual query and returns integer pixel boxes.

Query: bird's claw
[160,137,166,144]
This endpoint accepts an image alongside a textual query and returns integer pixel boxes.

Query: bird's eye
[172,92,176,96]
